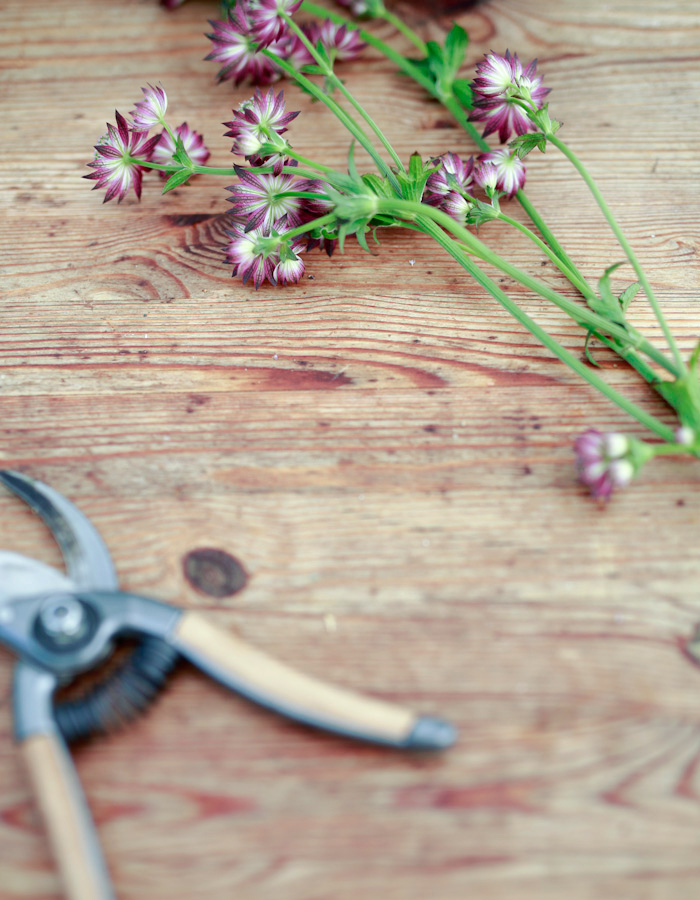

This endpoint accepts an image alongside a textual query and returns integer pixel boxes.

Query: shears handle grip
[14,662,115,900]
[172,611,456,750]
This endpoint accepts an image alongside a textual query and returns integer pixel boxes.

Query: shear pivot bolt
[37,595,88,645]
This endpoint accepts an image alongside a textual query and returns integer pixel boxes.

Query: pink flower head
[273,239,306,285]
[270,28,314,71]
[228,159,307,230]
[226,224,278,289]
[130,83,168,132]
[473,159,498,193]
[84,110,161,203]
[250,0,302,49]
[224,88,299,159]
[150,122,210,176]
[424,153,474,205]
[469,50,550,143]
[205,6,281,87]
[574,429,634,501]
[313,20,366,62]
[475,148,526,197]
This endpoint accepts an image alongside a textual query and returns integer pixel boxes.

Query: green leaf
[361,173,394,199]
[655,372,700,430]
[583,331,602,367]
[161,168,193,194]
[171,135,192,170]
[618,282,641,313]
[451,78,473,109]
[443,23,468,79]
[509,132,547,159]
[347,141,360,182]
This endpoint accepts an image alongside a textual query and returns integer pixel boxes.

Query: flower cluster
[205,2,364,88]
[85,86,209,202]
[469,50,550,143]
[85,111,162,203]
[224,88,298,159]
[423,144,527,224]
[574,429,637,500]
[225,91,335,288]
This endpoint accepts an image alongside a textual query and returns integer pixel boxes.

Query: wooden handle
[20,733,115,900]
[174,611,419,746]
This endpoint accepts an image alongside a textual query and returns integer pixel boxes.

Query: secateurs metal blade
[0,470,456,900]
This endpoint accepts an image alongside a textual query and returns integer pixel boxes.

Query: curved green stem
[378,197,679,377]
[495,209,594,298]
[547,132,686,374]
[262,47,400,190]
[380,6,428,54]
[417,216,675,441]
[299,1,589,286]
[281,12,405,173]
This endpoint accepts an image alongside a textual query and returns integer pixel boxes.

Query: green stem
[277,212,336,242]
[378,197,679,377]
[281,12,405,173]
[299,1,589,286]
[417,215,675,441]
[495,209,593,298]
[548,132,686,374]
[262,47,400,191]
[380,6,428,54]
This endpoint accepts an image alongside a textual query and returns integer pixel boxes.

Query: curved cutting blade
[0,471,118,590]
[0,551,75,608]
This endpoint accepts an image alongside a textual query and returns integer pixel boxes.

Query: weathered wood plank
[2,0,700,898]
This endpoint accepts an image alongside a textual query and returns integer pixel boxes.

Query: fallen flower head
[84,110,161,202]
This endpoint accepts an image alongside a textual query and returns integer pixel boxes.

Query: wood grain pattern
[1,0,700,898]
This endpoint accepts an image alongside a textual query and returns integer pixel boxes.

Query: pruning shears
[0,470,455,900]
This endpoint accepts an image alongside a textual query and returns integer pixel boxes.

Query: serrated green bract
[162,168,194,194]
[509,132,547,159]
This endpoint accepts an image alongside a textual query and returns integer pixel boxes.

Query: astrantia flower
[574,429,635,501]
[84,111,161,203]
[130,84,168,132]
[469,50,550,143]
[205,7,281,87]
[424,153,474,205]
[226,224,278,289]
[472,159,498,194]
[273,239,306,284]
[250,0,302,49]
[475,148,526,197]
[224,88,299,159]
[270,29,314,72]
[312,21,366,62]
[228,160,312,230]
[150,122,210,176]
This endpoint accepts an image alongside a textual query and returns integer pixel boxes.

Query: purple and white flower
[205,6,282,87]
[574,429,635,501]
[150,122,210,176]
[228,159,318,230]
[250,0,302,49]
[474,148,526,197]
[226,224,278,289]
[274,240,306,284]
[224,88,299,159]
[85,111,161,203]
[310,20,366,62]
[469,50,550,143]
[130,84,168,132]
[424,153,474,204]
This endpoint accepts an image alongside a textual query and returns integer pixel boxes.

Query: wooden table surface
[2,0,700,897]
